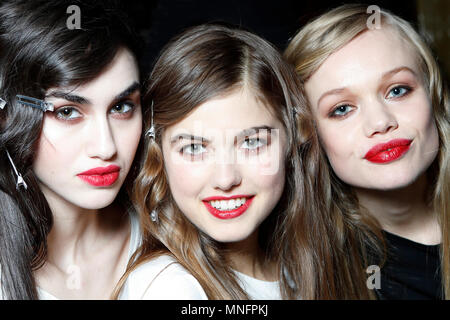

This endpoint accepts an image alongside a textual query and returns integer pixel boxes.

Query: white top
[118,255,208,300]
[235,270,282,300]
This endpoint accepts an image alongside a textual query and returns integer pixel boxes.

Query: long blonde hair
[285,4,449,299]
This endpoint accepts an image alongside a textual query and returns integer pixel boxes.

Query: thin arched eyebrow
[381,66,418,81]
[45,81,140,105]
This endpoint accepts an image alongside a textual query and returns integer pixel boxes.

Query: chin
[71,193,118,210]
[207,229,253,243]
[358,172,422,191]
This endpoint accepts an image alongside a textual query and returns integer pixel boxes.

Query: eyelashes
[52,100,137,122]
[327,85,413,119]
[178,136,271,161]
[386,85,412,99]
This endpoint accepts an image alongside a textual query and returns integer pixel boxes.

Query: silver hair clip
[5,149,28,190]
[145,100,155,140]
[0,98,6,110]
[16,94,54,112]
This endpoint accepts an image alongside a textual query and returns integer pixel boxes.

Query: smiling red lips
[364,139,412,164]
[202,195,255,220]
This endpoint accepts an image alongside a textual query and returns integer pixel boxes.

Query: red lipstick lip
[77,165,121,187]
[202,194,253,202]
[364,139,412,163]
[202,195,254,220]
[78,165,121,176]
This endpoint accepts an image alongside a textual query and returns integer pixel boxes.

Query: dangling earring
[5,149,28,190]
[150,209,158,223]
[145,100,155,140]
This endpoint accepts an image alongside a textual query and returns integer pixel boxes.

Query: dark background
[121,0,449,78]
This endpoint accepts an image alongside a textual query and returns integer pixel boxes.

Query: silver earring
[145,100,155,140]
[150,209,158,223]
[5,149,28,190]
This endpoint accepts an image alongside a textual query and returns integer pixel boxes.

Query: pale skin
[305,28,440,245]
[162,87,286,281]
[32,48,142,299]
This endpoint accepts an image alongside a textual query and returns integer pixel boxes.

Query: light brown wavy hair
[112,23,372,299]
[285,4,449,299]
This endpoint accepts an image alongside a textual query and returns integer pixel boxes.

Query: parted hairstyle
[285,4,449,299]
[114,23,376,299]
[0,0,141,299]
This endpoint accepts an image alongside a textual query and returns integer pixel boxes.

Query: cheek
[164,153,209,202]
[244,151,286,195]
[115,120,142,163]
[317,123,356,171]
[33,126,80,175]
[403,95,437,137]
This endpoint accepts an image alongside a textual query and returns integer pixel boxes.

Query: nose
[362,99,398,137]
[85,116,117,160]
[211,162,242,191]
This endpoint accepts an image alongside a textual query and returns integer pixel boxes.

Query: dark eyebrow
[45,81,140,105]
[170,134,210,145]
[46,91,90,105]
[114,82,140,101]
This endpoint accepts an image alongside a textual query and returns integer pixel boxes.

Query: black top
[375,231,443,300]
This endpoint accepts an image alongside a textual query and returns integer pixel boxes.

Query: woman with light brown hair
[285,4,449,299]
[112,23,367,299]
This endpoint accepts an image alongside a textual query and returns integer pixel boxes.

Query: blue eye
[111,101,134,114]
[241,138,264,150]
[330,104,353,118]
[386,86,411,99]
[55,107,82,120]
[181,143,206,156]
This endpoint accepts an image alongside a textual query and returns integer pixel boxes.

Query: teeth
[209,197,246,211]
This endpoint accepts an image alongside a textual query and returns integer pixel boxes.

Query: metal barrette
[5,149,28,190]
[145,100,155,140]
[0,98,6,110]
[16,94,54,112]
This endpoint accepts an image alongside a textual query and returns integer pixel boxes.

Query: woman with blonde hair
[112,23,360,299]
[285,4,449,299]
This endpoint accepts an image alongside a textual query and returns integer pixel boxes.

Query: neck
[42,187,126,269]
[355,173,440,245]
[225,230,277,281]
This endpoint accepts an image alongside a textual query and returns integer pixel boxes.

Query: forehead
[307,28,419,92]
[165,87,282,135]
[47,48,138,102]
